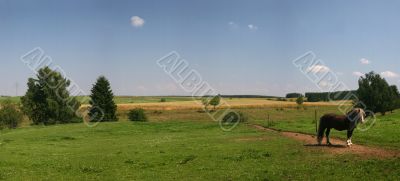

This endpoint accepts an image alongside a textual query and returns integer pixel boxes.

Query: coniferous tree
[88,76,118,122]
[21,67,80,125]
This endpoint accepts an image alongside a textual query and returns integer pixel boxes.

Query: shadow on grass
[304,144,347,148]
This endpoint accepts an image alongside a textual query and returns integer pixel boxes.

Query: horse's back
[320,113,348,131]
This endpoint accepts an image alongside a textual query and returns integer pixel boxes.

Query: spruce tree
[88,76,118,122]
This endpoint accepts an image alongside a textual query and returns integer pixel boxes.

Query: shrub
[0,100,23,129]
[209,95,221,110]
[277,97,286,101]
[128,108,147,122]
[222,111,248,124]
[296,96,304,106]
[201,98,209,112]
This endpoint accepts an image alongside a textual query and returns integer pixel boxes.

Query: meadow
[1,121,399,180]
[1,97,399,180]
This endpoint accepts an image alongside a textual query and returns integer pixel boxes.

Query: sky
[1,0,400,96]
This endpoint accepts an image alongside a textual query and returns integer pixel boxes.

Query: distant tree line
[285,93,303,98]
[301,71,400,115]
[3,69,400,130]
[305,91,357,102]
[214,95,280,99]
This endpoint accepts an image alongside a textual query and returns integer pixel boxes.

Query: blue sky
[1,0,400,96]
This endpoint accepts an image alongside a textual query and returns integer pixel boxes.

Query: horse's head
[347,108,366,124]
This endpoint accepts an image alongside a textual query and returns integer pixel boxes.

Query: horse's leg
[317,127,326,145]
[346,129,354,146]
[325,128,331,145]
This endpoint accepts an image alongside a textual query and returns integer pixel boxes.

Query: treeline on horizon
[286,91,357,102]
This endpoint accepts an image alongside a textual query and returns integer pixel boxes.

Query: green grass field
[1,121,399,180]
[1,97,400,180]
[251,108,400,150]
[0,96,20,104]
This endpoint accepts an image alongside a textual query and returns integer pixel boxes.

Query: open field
[79,97,349,111]
[77,96,196,104]
[0,96,20,104]
[1,121,399,180]
[12,97,349,128]
[2,97,399,180]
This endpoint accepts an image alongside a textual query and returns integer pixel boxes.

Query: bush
[0,100,23,129]
[209,95,221,110]
[128,108,147,122]
[296,96,304,106]
[160,98,167,102]
[277,97,286,101]
[222,111,248,124]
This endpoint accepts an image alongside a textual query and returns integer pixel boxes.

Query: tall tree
[88,76,118,122]
[21,67,80,125]
[389,85,400,112]
[356,71,393,115]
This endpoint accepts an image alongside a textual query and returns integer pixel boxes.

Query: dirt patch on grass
[251,124,400,159]
[234,136,272,142]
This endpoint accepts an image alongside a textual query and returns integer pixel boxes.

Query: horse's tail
[317,117,325,144]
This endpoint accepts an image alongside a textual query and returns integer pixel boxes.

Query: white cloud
[306,65,330,73]
[360,58,370,65]
[248,24,258,30]
[131,16,145,27]
[228,21,238,28]
[318,81,333,88]
[352,71,364,77]
[381,71,399,78]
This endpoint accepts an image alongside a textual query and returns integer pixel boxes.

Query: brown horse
[317,108,366,146]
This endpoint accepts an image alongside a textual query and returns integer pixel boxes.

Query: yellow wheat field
[81,98,350,111]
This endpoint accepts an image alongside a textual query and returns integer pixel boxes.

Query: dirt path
[251,124,400,159]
